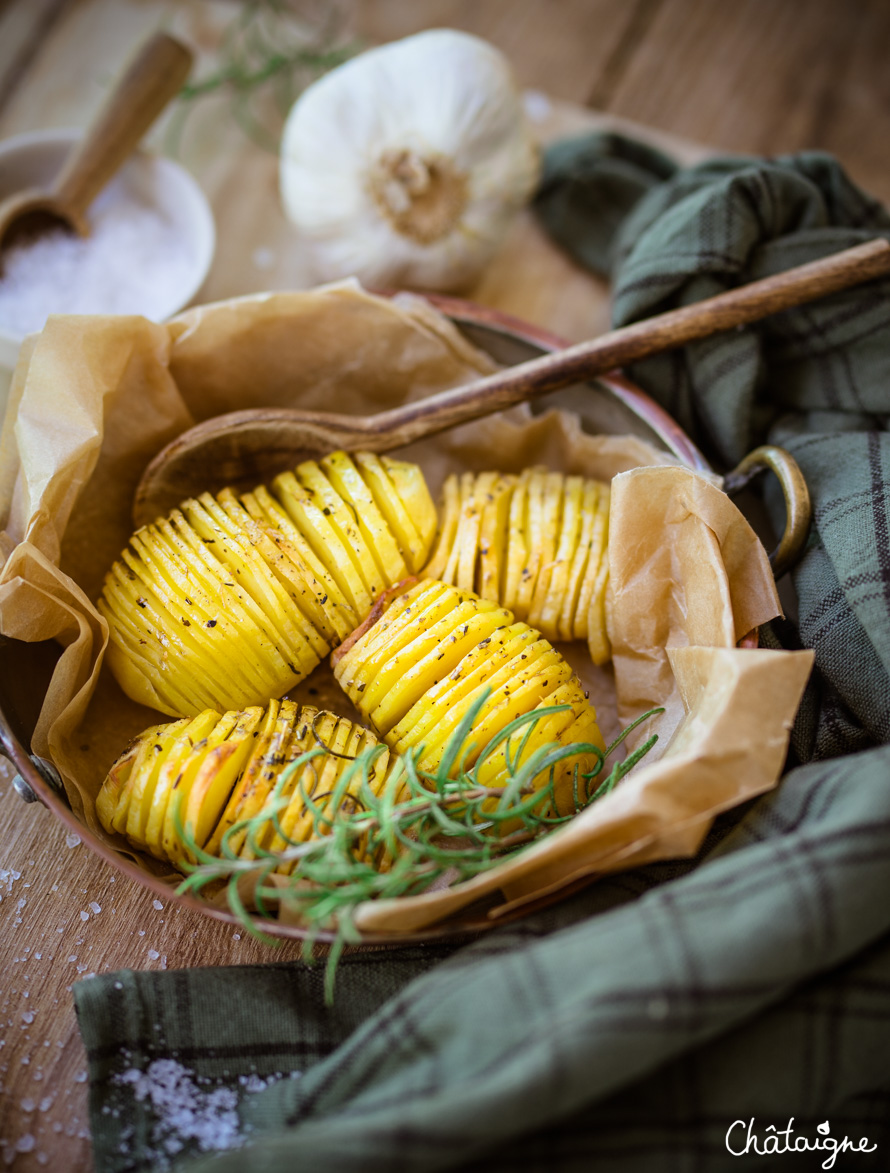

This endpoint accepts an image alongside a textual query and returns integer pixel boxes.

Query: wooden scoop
[134,238,890,526]
[0,32,192,262]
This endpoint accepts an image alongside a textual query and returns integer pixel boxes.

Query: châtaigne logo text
[725,1118,877,1169]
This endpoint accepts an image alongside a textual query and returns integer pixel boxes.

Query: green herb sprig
[176,696,662,1000]
[166,0,357,155]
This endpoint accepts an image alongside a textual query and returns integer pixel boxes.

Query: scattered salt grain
[74,1071,88,1084]
[0,184,200,339]
[89,901,102,915]
[65,833,81,849]
[15,1135,34,1153]
[116,1059,243,1162]
[80,911,90,922]
[148,950,160,961]
[20,1098,34,1113]
[153,900,164,911]
[523,89,553,123]
[21,1012,33,1025]
[39,1097,53,1112]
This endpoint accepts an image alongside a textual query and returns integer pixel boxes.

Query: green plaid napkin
[75,136,890,1172]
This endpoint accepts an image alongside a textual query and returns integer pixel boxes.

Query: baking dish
[0,293,811,941]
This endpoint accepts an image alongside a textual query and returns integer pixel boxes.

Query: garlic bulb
[279,29,540,292]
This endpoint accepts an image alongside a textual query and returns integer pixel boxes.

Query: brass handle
[723,445,812,578]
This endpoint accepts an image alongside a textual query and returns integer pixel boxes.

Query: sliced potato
[334,580,604,804]
[478,474,516,601]
[204,699,287,857]
[418,469,611,651]
[320,451,408,586]
[296,460,384,601]
[559,480,599,641]
[272,469,372,616]
[241,485,355,644]
[422,472,460,582]
[380,455,437,570]
[100,450,437,716]
[142,710,222,858]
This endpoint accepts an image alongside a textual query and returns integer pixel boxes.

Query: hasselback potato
[333,579,605,816]
[96,699,393,872]
[98,451,437,717]
[422,468,611,662]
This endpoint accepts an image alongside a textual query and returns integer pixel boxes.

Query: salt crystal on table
[0,183,200,339]
[89,902,101,914]
[153,900,164,911]
[65,833,81,849]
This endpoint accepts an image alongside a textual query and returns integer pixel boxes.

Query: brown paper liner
[0,282,811,932]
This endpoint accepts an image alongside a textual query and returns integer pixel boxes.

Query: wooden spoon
[134,238,890,525]
[0,32,192,262]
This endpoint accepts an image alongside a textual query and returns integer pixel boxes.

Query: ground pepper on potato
[98,451,437,716]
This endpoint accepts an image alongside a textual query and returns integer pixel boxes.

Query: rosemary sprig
[175,698,662,1001]
[165,0,357,155]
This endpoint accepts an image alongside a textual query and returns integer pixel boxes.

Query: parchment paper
[0,281,812,928]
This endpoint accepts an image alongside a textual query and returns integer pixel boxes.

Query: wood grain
[601,0,890,204]
[0,0,69,112]
[347,0,649,104]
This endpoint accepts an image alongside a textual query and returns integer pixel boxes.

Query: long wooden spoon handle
[369,238,890,445]
[51,32,192,224]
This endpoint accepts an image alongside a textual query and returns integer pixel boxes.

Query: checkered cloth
[75,137,890,1172]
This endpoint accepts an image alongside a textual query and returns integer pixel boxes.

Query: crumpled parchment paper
[0,281,811,932]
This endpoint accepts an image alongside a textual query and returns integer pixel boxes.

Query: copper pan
[0,295,811,942]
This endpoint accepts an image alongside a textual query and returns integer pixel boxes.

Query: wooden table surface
[2,1,889,1168]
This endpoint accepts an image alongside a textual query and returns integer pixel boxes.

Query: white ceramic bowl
[0,128,216,372]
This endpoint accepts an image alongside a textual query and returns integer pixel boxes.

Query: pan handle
[723,445,812,579]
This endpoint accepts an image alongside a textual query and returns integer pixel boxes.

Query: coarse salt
[0,184,200,339]
[116,1059,242,1163]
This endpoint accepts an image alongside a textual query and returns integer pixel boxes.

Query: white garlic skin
[279,29,541,292]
